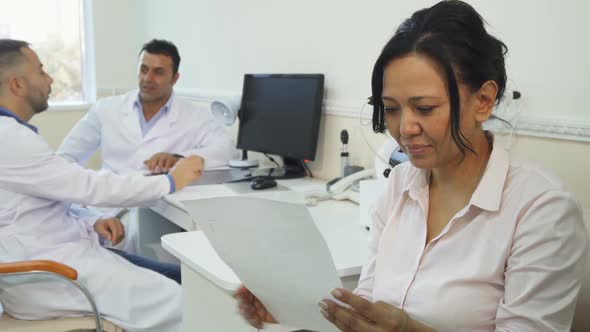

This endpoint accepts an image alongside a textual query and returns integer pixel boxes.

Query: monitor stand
[227,156,307,181]
[276,157,307,179]
[229,150,259,168]
[250,157,306,179]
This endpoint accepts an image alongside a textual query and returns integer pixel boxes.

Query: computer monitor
[236,73,325,179]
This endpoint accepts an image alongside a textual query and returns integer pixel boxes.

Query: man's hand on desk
[234,285,277,329]
[169,155,204,191]
[144,152,183,174]
[94,217,125,246]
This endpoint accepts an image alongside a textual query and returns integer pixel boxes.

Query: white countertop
[159,178,369,290]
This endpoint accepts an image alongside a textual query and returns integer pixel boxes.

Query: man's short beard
[27,94,48,114]
[33,102,48,114]
[139,91,167,104]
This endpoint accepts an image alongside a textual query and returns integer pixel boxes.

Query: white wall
[137,0,590,209]
[141,0,590,124]
[93,0,144,91]
[31,0,590,210]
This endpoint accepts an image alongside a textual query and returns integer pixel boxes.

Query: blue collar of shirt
[0,107,38,133]
[133,91,175,114]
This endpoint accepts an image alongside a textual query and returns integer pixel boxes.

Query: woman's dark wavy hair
[371,0,507,156]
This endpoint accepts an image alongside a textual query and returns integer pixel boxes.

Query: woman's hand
[320,288,430,332]
[234,285,277,329]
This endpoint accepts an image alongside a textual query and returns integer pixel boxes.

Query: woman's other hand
[320,288,435,332]
[234,285,277,329]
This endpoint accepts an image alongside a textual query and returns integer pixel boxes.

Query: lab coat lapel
[142,105,179,143]
[119,100,143,144]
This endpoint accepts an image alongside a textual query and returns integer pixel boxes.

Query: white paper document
[182,196,341,332]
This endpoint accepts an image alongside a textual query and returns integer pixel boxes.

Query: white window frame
[48,0,96,110]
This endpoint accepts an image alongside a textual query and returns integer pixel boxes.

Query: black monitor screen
[236,74,324,161]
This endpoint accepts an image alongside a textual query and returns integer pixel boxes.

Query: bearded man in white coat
[57,39,236,254]
[0,39,203,332]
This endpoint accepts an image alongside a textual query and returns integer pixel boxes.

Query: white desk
[150,178,369,331]
[139,178,333,259]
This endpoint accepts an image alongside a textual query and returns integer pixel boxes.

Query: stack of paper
[183,196,341,332]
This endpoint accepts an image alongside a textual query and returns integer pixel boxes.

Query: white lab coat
[57,90,236,253]
[57,90,236,173]
[0,117,181,332]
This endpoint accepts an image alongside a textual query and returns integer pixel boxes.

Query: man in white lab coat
[0,39,202,331]
[57,39,236,253]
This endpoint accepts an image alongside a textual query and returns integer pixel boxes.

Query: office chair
[0,260,123,332]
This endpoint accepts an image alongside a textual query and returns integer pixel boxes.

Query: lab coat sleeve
[0,126,170,207]
[495,190,588,332]
[57,102,102,165]
[67,204,105,232]
[180,115,237,169]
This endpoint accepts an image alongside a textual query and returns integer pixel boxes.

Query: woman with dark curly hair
[236,1,587,331]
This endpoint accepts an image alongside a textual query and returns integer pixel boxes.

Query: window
[0,0,95,106]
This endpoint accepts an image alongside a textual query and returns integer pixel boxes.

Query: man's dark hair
[139,39,181,73]
[0,39,30,87]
